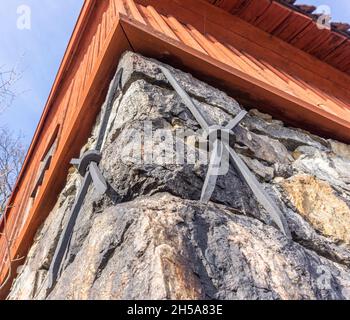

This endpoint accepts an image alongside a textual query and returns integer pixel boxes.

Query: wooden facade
[0,0,349,298]
[206,0,350,74]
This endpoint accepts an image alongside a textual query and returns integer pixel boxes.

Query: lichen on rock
[281,175,350,246]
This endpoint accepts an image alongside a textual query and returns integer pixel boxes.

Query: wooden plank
[272,10,312,42]
[147,7,178,40]
[185,0,350,90]
[205,0,350,75]
[311,34,347,60]
[187,24,229,61]
[124,0,146,24]
[340,58,350,73]
[325,40,350,66]
[206,19,350,100]
[120,15,350,143]
[238,0,270,23]
[0,20,131,300]
[164,15,207,54]
[206,34,245,72]
[101,11,107,43]
[113,0,127,16]
[137,4,162,30]
[136,0,207,33]
[215,0,246,13]
[254,1,291,34]
[288,20,319,51]
[240,51,298,97]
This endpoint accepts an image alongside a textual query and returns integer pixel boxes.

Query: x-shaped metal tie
[47,68,123,291]
[160,66,291,238]
[47,65,291,293]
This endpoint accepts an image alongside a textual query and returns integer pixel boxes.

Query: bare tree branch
[0,128,25,217]
[0,66,26,290]
[0,65,21,115]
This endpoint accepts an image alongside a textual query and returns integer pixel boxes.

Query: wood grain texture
[1,0,349,299]
[205,0,350,75]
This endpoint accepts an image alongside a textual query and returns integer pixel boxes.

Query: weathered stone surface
[13,193,350,300]
[7,51,350,300]
[240,155,274,182]
[120,52,242,119]
[235,126,293,165]
[90,78,266,224]
[244,110,329,151]
[280,175,350,246]
[51,193,350,300]
[293,147,350,191]
[8,171,79,299]
[329,139,350,160]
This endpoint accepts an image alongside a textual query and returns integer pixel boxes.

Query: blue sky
[0,1,349,146]
[0,0,83,144]
[296,0,350,23]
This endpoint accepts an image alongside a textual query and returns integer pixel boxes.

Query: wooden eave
[205,0,350,75]
[1,0,349,298]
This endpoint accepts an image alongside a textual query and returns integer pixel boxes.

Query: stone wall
[7,52,350,300]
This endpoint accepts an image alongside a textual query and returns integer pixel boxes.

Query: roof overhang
[205,0,350,74]
[1,0,350,298]
[119,14,350,142]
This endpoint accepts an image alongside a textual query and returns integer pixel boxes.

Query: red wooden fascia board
[119,14,350,143]
[0,14,132,300]
[0,0,97,232]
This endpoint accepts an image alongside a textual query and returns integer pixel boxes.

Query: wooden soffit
[1,0,350,299]
[205,0,350,75]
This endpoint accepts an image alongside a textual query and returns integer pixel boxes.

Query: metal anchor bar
[201,111,247,203]
[47,68,124,291]
[48,150,106,290]
[89,162,108,197]
[74,150,107,197]
[48,168,92,290]
[225,144,291,237]
[161,67,210,132]
[160,66,291,238]
[200,139,223,203]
